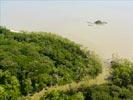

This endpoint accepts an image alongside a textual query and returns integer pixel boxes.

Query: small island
[94,20,107,25]
[87,20,107,26]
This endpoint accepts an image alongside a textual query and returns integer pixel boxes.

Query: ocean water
[0,0,133,60]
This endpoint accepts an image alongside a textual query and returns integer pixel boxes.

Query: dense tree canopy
[111,58,133,87]
[0,26,102,99]
[2,26,132,100]
[41,58,133,100]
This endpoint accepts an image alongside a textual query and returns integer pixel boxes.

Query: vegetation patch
[0,26,102,99]
[40,58,133,100]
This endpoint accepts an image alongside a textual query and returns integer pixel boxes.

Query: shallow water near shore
[1,0,133,60]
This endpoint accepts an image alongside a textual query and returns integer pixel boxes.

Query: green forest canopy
[0,26,102,99]
[1,26,132,100]
[41,58,133,100]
